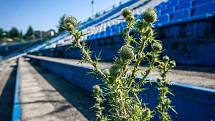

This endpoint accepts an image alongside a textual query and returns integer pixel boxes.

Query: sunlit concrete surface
[19,58,95,121]
[0,60,16,121]
[28,55,215,89]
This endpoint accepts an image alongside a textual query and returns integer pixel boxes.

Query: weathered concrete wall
[28,56,215,121]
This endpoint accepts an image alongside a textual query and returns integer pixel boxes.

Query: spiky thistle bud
[119,45,134,60]
[93,85,102,95]
[136,19,144,30]
[65,16,78,28]
[145,27,153,37]
[125,15,134,23]
[109,65,121,77]
[142,108,153,120]
[163,56,169,63]
[122,7,132,18]
[161,87,168,94]
[66,23,75,31]
[142,8,157,23]
[103,69,110,76]
[152,42,162,52]
[169,60,176,68]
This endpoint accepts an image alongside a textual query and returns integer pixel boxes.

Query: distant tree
[0,28,9,39]
[95,13,100,18]
[0,28,4,41]
[9,27,20,40]
[19,31,23,40]
[34,30,42,39]
[57,14,67,33]
[25,26,34,40]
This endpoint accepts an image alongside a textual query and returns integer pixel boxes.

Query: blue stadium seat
[176,1,193,10]
[93,33,97,39]
[171,9,191,22]
[134,14,142,19]
[119,21,126,28]
[111,25,117,35]
[116,22,125,33]
[162,6,175,14]
[100,31,105,38]
[114,24,121,34]
[97,32,102,38]
[157,14,170,26]
[156,2,167,12]
[155,6,161,13]
[166,0,180,8]
[195,0,214,6]
[194,22,208,37]
[87,35,90,40]
[96,33,99,39]
[91,34,96,40]
[87,34,91,40]
[106,26,111,30]
[106,25,114,36]
[156,9,162,16]
[193,1,215,17]
[106,29,111,36]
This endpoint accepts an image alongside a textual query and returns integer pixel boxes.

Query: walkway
[28,55,215,89]
[19,58,95,121]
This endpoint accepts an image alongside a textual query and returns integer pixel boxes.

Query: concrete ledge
[12,58,21,121]
[28,56,215,121]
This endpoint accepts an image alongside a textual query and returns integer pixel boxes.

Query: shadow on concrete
[0,65,16,121]
[140,64,215,74]
[30,62,96,121]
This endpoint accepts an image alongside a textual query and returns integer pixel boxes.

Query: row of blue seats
[156,0,215,15]
[85,0,215,34]
[86,22,126,40]
[157,1,215,26]
[85,0,215,40]
[79,0,140,30]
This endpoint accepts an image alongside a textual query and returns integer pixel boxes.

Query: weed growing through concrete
[65,7,176,121]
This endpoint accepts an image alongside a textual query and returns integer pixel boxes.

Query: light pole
[91,0,94,16]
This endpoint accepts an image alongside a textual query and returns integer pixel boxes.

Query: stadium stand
[0,40,42,56]
[2,1,214,120]
[10,0,215,66]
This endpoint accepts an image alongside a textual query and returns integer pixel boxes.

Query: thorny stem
[74,34,107,80]
[65,7,176,121]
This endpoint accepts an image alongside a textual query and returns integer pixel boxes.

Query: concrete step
[18,58,95,121]
[26,55,215,121]
[27,55,215,89]
[0,60,17,121]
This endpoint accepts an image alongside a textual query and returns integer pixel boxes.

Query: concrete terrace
[28,55,215,89]
[18,58,95,121]
[0,60,16,121]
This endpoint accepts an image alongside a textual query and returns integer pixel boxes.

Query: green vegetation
[0,28,6,41]
[8,27,22,41]
[65,7,176,121]
[58,14,67,33]
[0,26,56,42]
[24,26,34,40]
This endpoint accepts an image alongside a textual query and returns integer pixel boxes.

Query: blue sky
[0,0,121,32]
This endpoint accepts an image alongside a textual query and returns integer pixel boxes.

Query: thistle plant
[65,7,176,121]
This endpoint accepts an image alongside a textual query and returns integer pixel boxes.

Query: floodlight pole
[91,0,94,16]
